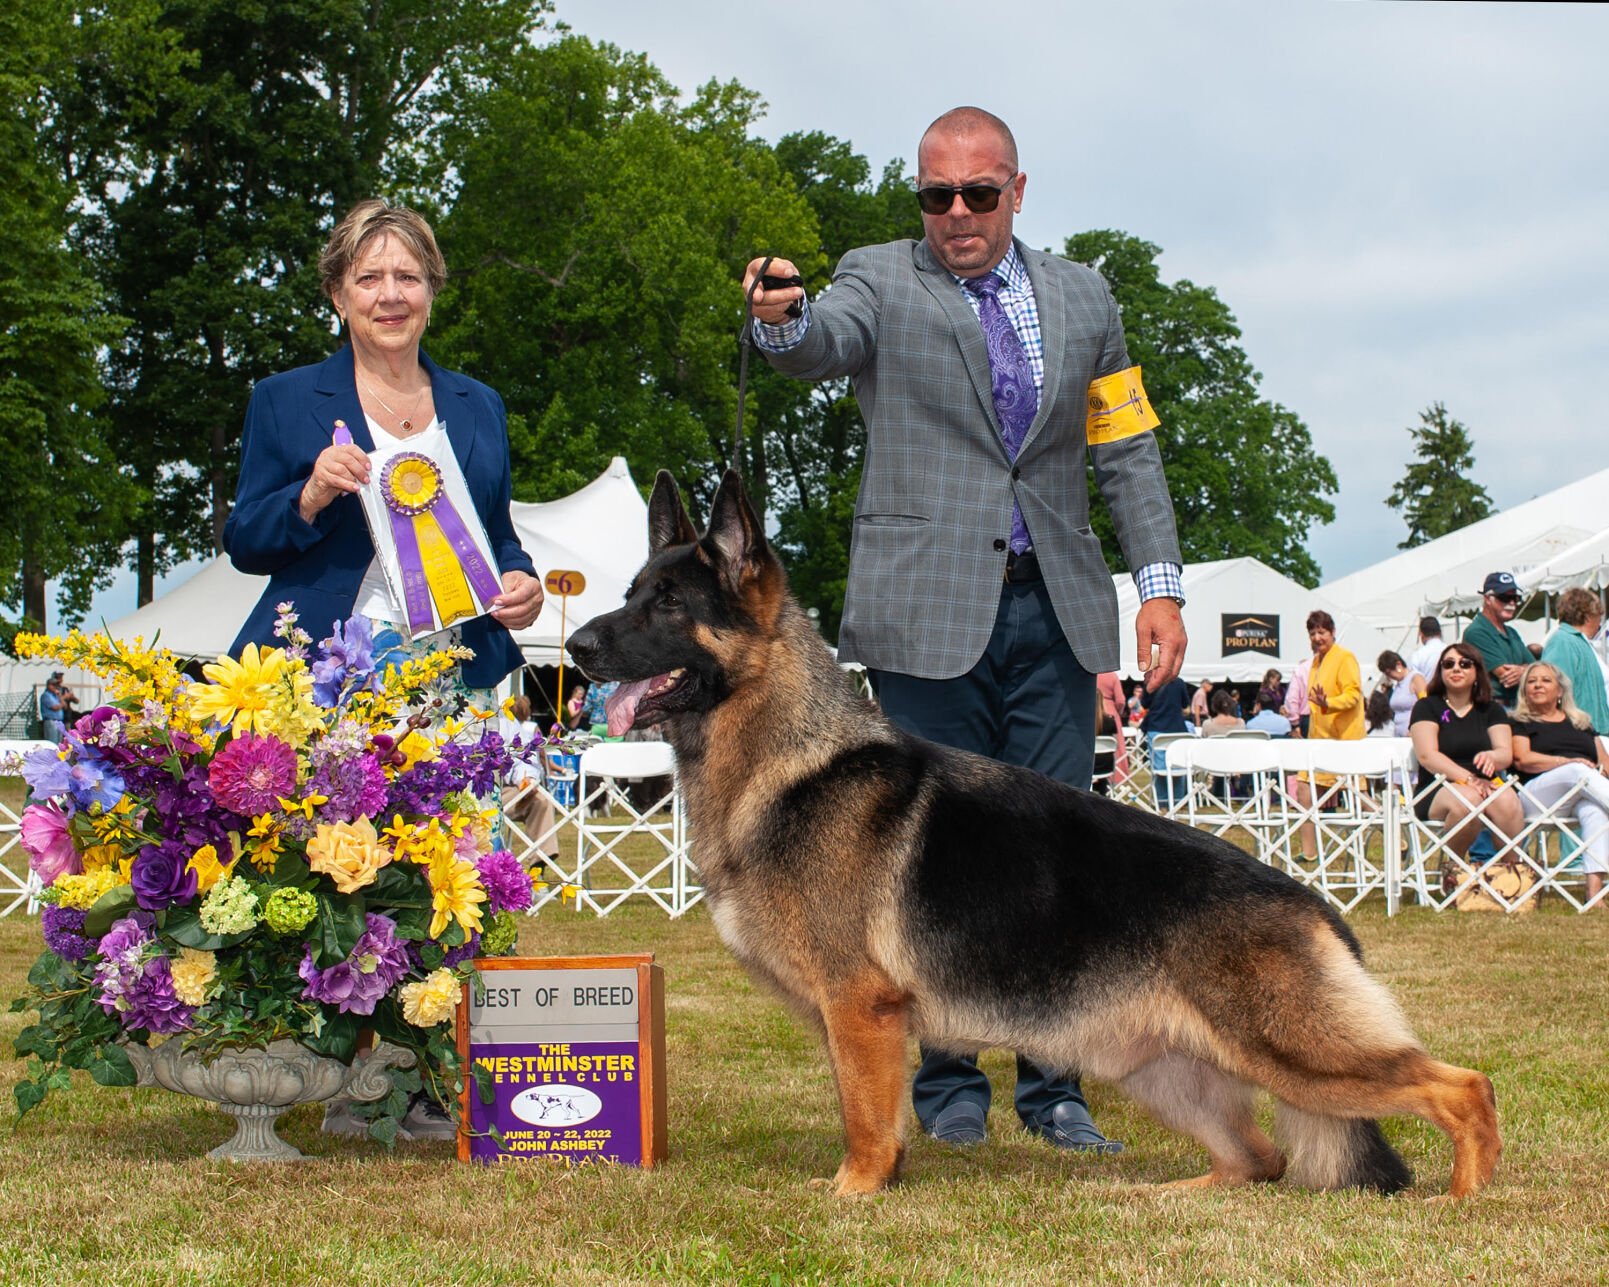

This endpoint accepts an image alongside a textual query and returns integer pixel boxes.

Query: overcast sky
[73,0,1607,627]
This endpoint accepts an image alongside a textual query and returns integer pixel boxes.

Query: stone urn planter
[125,1038,417,1162]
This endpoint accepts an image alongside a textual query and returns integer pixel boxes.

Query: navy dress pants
[869,577,1097,1130]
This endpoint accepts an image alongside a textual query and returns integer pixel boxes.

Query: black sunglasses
[1441,657,1476,671]
[916,173,1018,216]
[1488,593,1519,604]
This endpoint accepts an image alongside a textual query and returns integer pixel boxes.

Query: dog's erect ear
[648,470,698,553]
[705,469,768,580]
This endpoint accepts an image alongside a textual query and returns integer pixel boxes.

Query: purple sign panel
[462,963,658,1166]
[467,1040,643,1163]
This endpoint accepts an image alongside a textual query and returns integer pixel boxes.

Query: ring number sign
[544,569,587,597]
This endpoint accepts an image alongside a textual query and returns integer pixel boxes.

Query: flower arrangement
[10,607,538,1143]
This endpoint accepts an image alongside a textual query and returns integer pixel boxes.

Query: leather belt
[1004,549,1041,583]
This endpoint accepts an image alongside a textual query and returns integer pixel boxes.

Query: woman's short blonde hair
[318,199,447,300]
[1513,660,1593,729]
[1556,587,1604,628]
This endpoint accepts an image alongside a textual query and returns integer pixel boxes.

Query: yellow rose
[306,817,392,893]
[170,948,218,1007]
[400,968,462,1027]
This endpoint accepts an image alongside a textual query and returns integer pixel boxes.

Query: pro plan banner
[457,955,667,1167]
[1222,613,1280,657]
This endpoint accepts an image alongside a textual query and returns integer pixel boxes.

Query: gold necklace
[359,375,428,433]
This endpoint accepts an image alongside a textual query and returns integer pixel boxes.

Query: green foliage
[1065,231,1338,587]
[1384,401,1495,549]
[0,0,143,628]
[431,35,822,524]
[48,0,552,605]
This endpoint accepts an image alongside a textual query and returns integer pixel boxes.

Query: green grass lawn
[2,893,1605,1286]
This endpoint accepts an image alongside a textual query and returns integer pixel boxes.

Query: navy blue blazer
[223,346,535,689]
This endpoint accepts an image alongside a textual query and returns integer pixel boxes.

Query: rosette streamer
[379,453,502,633]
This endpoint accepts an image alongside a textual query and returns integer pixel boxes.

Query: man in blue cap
[1463,572,1531,708]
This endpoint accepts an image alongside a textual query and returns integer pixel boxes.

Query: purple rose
[130,839,199,910]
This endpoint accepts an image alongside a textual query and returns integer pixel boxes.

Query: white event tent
[1112,557,1395,685]
[1318,466,1609,650]
[85,456,648,665]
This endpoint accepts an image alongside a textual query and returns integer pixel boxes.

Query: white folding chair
[1178,739,1284,844]
[573,742,691,916]
[1,740,57,916]
[1091,735,1119,794]
[1147,733,1196,819]
[1271,739,1405,912]
[1221,728,1272,741]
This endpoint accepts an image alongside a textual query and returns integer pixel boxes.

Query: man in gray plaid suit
[744,107,1187,1154]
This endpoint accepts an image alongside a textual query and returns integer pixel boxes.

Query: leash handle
[733,257,805,472]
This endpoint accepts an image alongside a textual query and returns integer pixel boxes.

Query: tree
[0,0,141,629]
[55,0,550,603]
[430,36,822,525]
[1384,401,1494,549]
[1064,231,1337,586]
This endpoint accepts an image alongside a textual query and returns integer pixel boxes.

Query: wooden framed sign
[456,954,667,1167]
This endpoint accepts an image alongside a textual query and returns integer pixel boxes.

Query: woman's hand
[1472,750,1501,779]
[490,569,543,631]
[298,443,372,522]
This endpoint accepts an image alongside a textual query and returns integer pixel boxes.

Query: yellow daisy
[426,851,487,939]
[188,643,286,735]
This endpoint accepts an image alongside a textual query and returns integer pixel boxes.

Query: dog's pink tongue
[605,680,651,736]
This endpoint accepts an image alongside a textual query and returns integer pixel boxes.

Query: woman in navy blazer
[224,200,541,689]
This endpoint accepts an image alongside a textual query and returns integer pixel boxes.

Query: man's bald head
[918,107,1018,175]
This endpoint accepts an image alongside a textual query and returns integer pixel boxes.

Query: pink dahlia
[20,802,80,883]
[207,733,297,817]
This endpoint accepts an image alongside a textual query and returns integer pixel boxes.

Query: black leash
[732,256,803,471]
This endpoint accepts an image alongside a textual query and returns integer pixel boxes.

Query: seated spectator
[1378,649,1427,737]
[1199,688,1246,736]
[1256,668,1284,716]
[1540,587,1609,737]
[1409,642,1524,887]
[1245,697,1292,737]
[1511,660,1609,908]
[1364,682,1396,737]
[1139,675,1190,806]
[499,693,560,868]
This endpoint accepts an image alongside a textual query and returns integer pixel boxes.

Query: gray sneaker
[401,1097,458,1141]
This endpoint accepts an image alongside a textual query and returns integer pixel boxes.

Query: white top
[354,416,445,624]
[1408,637,1446,684]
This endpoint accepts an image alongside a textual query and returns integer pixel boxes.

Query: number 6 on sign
[544,570,587,598]
[545,570,588,719]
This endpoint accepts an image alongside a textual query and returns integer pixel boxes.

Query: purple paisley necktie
[964,272,1037,555]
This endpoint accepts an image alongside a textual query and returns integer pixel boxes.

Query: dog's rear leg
[817,978,911,1196]
[1122,1053,1285,1188]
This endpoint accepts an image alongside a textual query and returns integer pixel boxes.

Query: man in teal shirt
[1541,587,1609,733]
[1464,571,1532,708]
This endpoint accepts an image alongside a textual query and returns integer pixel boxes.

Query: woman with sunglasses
[1409,642,1523,879]
[1510,660,1609,907]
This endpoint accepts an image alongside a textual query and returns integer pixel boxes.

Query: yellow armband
[1086,365,1160,446]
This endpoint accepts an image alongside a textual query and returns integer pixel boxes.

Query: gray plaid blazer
[765,236,1182,679]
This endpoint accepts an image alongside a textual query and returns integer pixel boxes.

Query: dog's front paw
[822,1156,897,1196]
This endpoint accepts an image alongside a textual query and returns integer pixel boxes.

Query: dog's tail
[1274,1108,1412,1194]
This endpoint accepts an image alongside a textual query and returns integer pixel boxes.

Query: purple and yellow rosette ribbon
[379,452,502,634]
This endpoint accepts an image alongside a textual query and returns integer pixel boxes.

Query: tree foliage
[1384,401,1494,550]
[10,18,1343,635]
[0,0,141,628]
[1064,231,1337,587]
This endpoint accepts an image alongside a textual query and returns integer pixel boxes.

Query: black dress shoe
[925,1100,987,1146]
[1026,1101,1124,1154]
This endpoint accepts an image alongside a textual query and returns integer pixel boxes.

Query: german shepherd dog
[566,471,1500,1199]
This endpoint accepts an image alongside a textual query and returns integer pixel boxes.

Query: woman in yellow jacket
[1296,609,1363,859]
